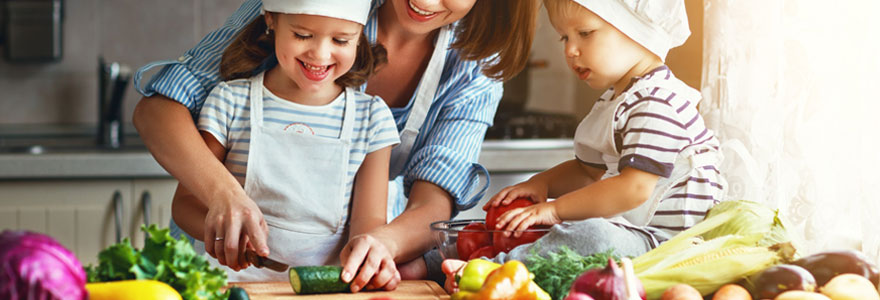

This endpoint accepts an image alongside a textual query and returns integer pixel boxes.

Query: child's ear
[264,12,276,31]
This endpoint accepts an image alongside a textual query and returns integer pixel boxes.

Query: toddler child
[441,0,725,290]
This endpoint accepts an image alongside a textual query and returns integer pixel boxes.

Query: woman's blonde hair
[220,14,387,87]
[453,0,540,82]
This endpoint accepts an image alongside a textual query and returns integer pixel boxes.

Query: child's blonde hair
[542,0,591,25]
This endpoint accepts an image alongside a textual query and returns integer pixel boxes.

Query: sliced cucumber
[289,265,351,294]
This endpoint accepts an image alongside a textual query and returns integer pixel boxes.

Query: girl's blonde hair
[220,14,387,87]
[453,0,539,81]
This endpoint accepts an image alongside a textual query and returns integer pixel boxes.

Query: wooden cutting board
[228,280,450,300]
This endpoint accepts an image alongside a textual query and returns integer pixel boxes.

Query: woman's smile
[406,0,441,22]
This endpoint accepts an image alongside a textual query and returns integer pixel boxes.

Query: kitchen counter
[0,125,573,179]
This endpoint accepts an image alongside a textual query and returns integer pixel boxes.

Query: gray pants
[424,218,671,283]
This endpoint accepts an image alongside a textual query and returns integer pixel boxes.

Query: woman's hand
[483,179,549,210]
[203,194,269,271]
[496,202,562,237]
[340,234,401,292]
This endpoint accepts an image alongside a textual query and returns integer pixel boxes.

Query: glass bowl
[430,219,552,260]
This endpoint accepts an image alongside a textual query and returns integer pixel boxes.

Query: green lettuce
[85,225,227,300]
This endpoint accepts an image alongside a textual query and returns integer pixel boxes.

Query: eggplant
[792,250,880,287]
[751,264,817,299]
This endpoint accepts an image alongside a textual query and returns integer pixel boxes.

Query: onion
[0,230,87,300]
[570,257,646,300]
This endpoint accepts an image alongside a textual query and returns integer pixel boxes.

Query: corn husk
[701,200,794,248]
[633,200,797,300]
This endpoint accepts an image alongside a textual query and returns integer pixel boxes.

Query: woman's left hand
[496,202,562,237]
[340,234,401,292]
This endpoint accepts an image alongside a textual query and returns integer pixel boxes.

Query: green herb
[85,225,228,300]
[525,246,617,300]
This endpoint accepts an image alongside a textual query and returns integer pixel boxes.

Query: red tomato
[467,245,497,260]
[456,222,492,260]
[484,198,534,230]
[493,225,550,254]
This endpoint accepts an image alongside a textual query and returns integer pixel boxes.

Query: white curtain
[700,0,880,262]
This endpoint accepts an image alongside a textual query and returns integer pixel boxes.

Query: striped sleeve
[366,96,400,152]
[197,82,239,147]
[615,88,691,178]
[132,0,261,117]
[404,74,503,212]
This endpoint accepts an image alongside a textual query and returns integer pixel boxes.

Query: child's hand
[441,259,467,293]
[340,234,401,292]
[483,180,548,210]
[496,202,561,237]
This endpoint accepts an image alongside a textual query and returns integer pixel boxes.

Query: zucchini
[289,266,351,294]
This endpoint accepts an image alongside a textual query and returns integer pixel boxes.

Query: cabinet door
[0,180,132,266]
[129,178,178,248]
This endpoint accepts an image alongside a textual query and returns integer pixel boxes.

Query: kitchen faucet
[98,57,131,149]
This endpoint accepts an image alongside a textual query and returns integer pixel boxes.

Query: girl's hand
[340,234,401,292]
[441,259,467,293]
[483,179,548,210]
[203,194,269,271]
[496,202,562,237]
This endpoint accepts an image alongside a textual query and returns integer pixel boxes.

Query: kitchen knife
[244,250,290,272]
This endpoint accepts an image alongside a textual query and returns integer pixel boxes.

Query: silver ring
[215,237,224,241]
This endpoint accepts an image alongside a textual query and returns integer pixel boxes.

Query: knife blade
[244,250,290,272]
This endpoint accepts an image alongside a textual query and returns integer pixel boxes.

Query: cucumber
[289,265,351,294]
[227,286,250,300]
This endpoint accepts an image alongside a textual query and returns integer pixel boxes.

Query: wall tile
[0,0,100,124]
[197,0,247,39]
[100,0,197,127]
[0,0,244,125]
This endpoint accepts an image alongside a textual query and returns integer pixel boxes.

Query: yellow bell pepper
[452,260,551,300]
[86,280,182,300]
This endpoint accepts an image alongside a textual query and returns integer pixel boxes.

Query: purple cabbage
[0,230,87,300]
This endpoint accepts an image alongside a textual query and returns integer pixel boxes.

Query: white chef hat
[262,0,372,25]
[572,0,690,61]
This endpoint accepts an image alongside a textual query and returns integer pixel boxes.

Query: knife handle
[244,250,265,268]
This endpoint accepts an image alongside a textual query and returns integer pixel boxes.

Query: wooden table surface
[228,280,450,300]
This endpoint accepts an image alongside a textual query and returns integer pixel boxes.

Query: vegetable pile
[0,230,87,300]
[452,259,551,300]
[85,225,228,300]
[525,246,617,300]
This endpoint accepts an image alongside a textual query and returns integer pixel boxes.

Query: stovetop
[485,111,579,140]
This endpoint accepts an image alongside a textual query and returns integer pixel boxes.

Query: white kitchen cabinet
[129,178,178,249]
[0,178,177,265]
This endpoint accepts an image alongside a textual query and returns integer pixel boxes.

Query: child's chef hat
[573,0,690,61]
[262,0,372,25]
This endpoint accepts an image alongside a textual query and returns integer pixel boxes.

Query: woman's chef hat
[262,0,372,25]
[573,0,690,61]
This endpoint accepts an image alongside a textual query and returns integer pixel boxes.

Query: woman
[132,0,537,291]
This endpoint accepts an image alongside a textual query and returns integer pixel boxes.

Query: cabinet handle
[141,191,152,227]
[113,190,123,244]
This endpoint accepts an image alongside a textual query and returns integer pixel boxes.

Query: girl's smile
[298,59,334,81]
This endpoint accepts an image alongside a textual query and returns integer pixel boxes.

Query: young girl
[171,0,400,282]
[443,0,725,288]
